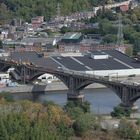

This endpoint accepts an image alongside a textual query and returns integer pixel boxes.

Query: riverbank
[0,81,106,93]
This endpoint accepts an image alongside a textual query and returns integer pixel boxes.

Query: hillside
[0,0,126,22]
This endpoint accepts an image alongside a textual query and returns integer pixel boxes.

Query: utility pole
[57,1,61,17]
[116,0,124,49]
[116,13,124,48]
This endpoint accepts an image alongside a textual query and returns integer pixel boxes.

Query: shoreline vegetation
[1,93,140,140]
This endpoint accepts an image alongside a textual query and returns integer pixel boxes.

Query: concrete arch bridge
[0,58,140,109]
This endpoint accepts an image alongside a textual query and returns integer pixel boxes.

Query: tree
[125,46,133,56]
[117,119,137,139]
[60,26,71,34]
[0,99,73,140]
[97,9,117,21]
[102,34,117,44]
[0,92,14,102]
[65,101,91,115]
[0,3,13,21]
[0,40,2,48]
[0,0,93,21]
[0,117,9,140]
[67,107,84,120]
[99,19,117,35]
[111,105,132,118]
[130,14,138,23]
[73,113,95,136]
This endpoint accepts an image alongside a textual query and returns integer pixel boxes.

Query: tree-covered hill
[0,0,126,22]
[0,0,91,21]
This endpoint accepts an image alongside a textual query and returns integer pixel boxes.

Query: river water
[39,88,121,114]
[13,88,140,114]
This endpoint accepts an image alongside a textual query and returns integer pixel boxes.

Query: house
[120,5,129,12]
[31,16,44,28]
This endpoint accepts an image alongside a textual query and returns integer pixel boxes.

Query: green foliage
[0,0,131,22]
[0,100,73,140]
[136,118,140,126]
[73,113,95,136]
[99,19,117,35]
[117,119,138,140]
[42,100,56,106]
[0,0,92,21]
[67,107,84,120]
[0,92,14,102]
[125,46,133,56]
[0,40,2,48]
[0,3,13,22]
[111,105,132,118]
[64,101,96,137]
[81,28,100,35]
[102,34,117,44]
[57,120,74,138]
[42,29,53,36]
[97,9,117,21]
[60,26,71,34]
[65,101,90,114]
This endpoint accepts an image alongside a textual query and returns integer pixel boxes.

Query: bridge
[0,53,140,109]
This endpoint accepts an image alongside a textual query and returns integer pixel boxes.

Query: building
[2,36,58,53]
[61,32,83,44]
[0,49,9,57]
[10,50,140,78]
[59,32,83,52]
[0,30,9,40]
[52,50,140,77]
[31,16,44,28]
[120,5,129,12]
[80,36,130,54]
[59,43,80,52]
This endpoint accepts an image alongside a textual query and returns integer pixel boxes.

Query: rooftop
[62,32,82,40]
[10,50,140,71]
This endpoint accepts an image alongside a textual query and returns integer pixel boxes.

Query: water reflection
[12,88,140,114]
[38,88,121,114]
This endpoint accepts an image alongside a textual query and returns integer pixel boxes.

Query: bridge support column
[66,77,85,102]
[67,90,84,102]
[121,87,133,109]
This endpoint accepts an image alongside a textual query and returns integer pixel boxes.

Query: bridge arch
[129,94,140,105]
[0,59,139,108]
[76,80,125,103]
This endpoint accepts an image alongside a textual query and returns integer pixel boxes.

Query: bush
[73,113,95,137]
[111,105,132,118]
[65,100,90,114]
[117,119,138,139]
[0,92,14,102]
[42,100,56,106]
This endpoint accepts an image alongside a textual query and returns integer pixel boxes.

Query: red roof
[120,5,129,12]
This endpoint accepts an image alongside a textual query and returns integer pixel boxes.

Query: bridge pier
[67,94,84,102]
[120,86,139,111]
[67,90,84,102]
[120,103,138,111]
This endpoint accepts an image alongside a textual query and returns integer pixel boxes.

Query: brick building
[31,16,44,28]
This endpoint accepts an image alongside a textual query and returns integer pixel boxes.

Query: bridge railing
[59,68,111,82]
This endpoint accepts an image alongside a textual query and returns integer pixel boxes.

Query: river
[39,88,140,114]
[12,88,140,114]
